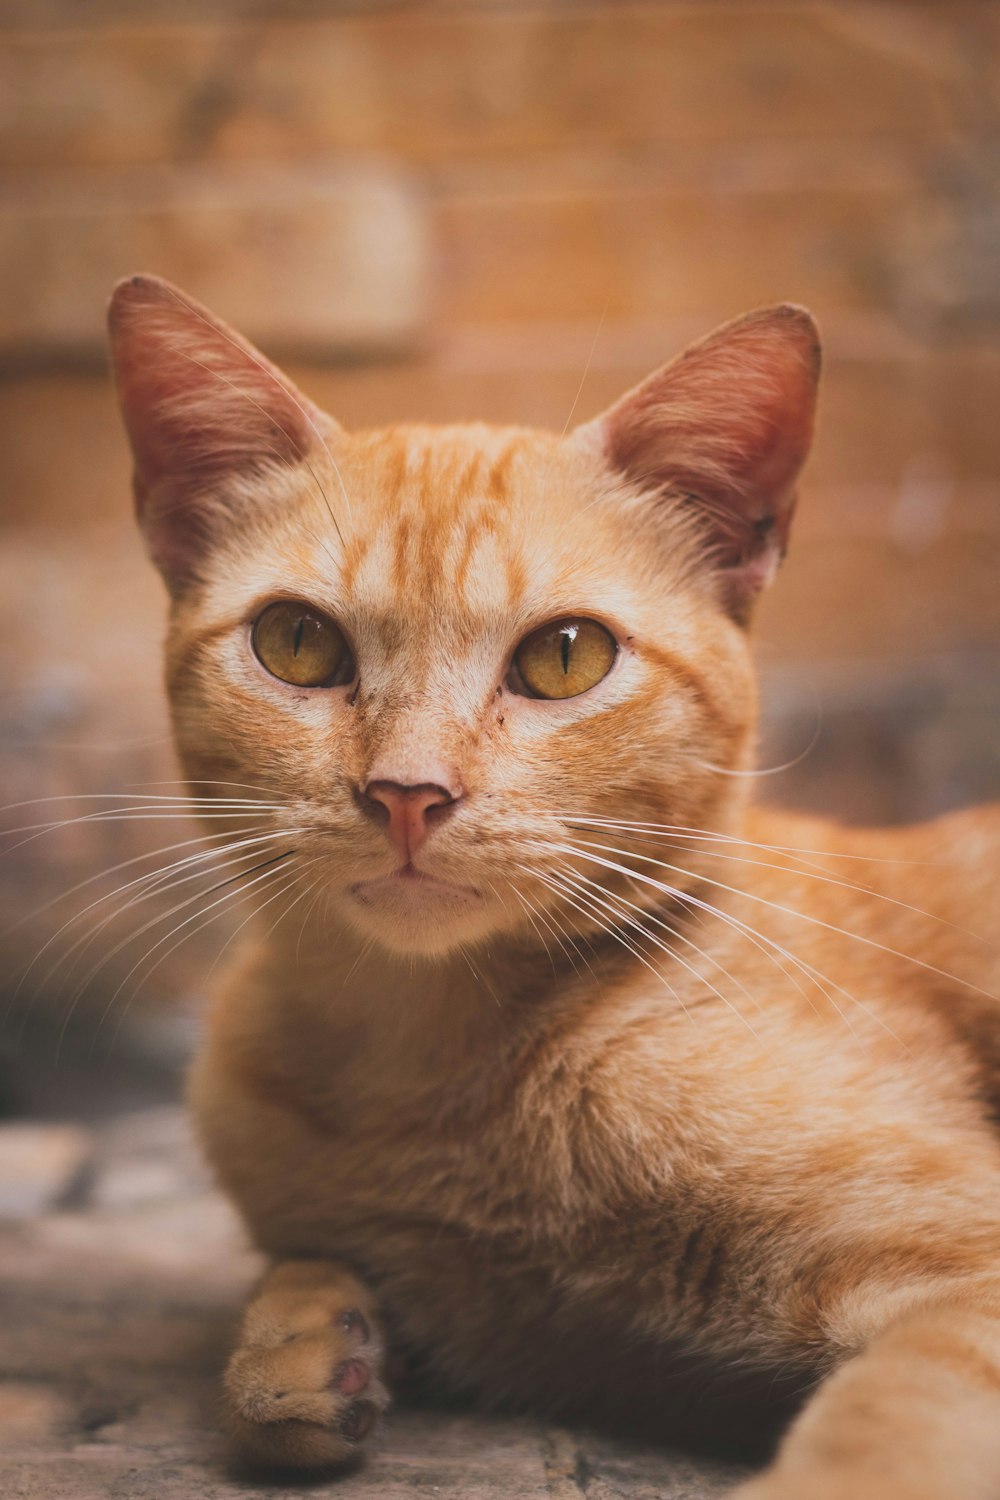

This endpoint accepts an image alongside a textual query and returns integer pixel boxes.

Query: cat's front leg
[223,1258,389,1471]
[729,1284,1000,1500]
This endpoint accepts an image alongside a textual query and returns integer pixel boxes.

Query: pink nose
[360,780,457,863]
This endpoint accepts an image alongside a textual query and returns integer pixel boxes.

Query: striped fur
[109,277,1000,1496]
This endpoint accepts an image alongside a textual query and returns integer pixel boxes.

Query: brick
[0,6,965,168]
[0,162,430,359]
[435,182,946,326]
[757,520,1000,663]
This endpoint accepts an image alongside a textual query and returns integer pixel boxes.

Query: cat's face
[109,278,819,958]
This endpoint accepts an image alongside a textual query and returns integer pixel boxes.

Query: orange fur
[108,276,1000,1496]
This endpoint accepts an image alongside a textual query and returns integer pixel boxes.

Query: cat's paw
[223,1260,388,1471]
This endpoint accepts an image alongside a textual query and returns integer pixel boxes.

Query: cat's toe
[224,1311,388,1471]
[333,1356,371,1395]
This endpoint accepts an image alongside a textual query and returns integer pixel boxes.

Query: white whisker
[561,814,940,867]
[530,864,693,1024]
[558,860,768,1023]
[535,839,897,1045]
[1,823,262,946]
[99,856,310,1055]
[567,824,981,943]
[42,839,304,1042]
[564,835,997,1005]
[550,859,778,1063]
[8,825,290,1014]
[72,850,298,1058]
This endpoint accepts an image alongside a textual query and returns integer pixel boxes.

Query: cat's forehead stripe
[345,513,523,616]
[339,431,537,613]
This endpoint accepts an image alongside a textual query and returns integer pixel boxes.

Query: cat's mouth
[349,866,483,910]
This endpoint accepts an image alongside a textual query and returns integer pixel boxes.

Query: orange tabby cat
[108,274,1000,1499]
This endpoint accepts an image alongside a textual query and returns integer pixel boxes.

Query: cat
[107,273,1000,1499]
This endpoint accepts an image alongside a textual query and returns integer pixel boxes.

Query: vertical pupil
[559,626,577,675]
[292,616,305,657]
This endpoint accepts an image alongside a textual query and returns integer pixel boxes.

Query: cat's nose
[359,780,458,862]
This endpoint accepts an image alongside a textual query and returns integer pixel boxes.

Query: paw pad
[337,1308,370,1342]
[341,1401,377,1442]
[332,1358,370,1396]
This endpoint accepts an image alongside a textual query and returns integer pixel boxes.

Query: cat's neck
[241,902,627,1104]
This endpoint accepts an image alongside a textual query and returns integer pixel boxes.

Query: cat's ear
[107,274,331,590]
[576,305,820,623]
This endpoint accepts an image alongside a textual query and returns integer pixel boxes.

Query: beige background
[1,1,998,1059]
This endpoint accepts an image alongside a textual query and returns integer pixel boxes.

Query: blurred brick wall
[1,2,999,1035]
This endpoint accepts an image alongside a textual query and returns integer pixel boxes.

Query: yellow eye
[251,601,351,688]
[513,618,617,700]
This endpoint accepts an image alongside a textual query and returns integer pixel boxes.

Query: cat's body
[192,802,1000,1452]
[107,277,1000,1498]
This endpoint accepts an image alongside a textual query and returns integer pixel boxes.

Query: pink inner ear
[108,275,323,586]
[109,275,317,487]
[597,305,820,619]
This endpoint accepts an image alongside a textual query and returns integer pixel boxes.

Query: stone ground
[0,1108,744,1500]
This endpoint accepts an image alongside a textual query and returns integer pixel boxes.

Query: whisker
[568,825,981,943]
[558,860,768,1023]
[458,948,503,1010]
[617,866,847,1032]
[531,865,693,1023]
[550,860,778,1062]
[1,791,281,815]
[562,815,941,867]
[502,880,559,979]
[512,866,600,980]
[8,824,288,1011]
[697,715,823,778]
[295,874,329,965]
[339,936,377,992]
[130,778,286,798]
[97,855,307,1056]
[539,839,904,1046]
[565,835,998,1004]
[0,807,277,861]
[558,299,609,440]
[1,823,263,945]
[178,857,322,996]
[42,839,303,1040]
[67,849,297,1059]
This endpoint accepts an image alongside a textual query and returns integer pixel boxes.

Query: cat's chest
[221,989,756,1259]
[215,1016,682,1264]
[247,1085,632,1251]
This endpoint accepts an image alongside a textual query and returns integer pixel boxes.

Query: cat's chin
[345,868,490,956]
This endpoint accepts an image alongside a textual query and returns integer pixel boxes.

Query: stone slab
[0,1107,744,1498]
[0,1122,92,1220]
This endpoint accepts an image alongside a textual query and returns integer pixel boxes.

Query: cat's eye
[512,618,617,700]
[251,601,352,688]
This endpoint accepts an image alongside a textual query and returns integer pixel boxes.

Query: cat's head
[108,275,819,959]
